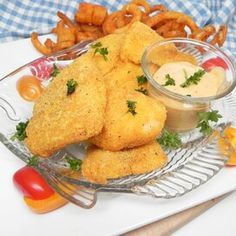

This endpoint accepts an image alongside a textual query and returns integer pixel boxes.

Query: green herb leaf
[27,156,38,167]
[197,110,222,136]
[66,156,82,171]
[66,79,78,95]
[50,64,60,78]
[95,47,108,61]
[162,74,175,86]
[91,42,109,61]
[135,87,148,95]
[186,94,192,97]
[180,69,205,88]
[157,128,182,149]
[197,121,213,136]
[91,42,102,49]
[11,121,29,141]
[127,100,137,116]
[137,75,147,86]
[183,69,188,79]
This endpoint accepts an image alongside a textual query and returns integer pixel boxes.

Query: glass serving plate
[0,41,235,208]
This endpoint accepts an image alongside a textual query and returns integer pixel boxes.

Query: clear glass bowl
[141,38,236,132]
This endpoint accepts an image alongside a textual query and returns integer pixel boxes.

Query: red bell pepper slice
[202,57,228,71]
[13,166,54,200]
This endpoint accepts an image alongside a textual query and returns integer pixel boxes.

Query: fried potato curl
[31,0,228,55]
[75,2,107,26]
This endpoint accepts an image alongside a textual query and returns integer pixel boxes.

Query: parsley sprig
[91,42,102,48]
[91,42,108,61]
[135,87,148,95]
[50,64,60,78]
[66,156,82,171]
[11,121,29,141]
[66,79,78,95]
[127,100,137,116]
[163,74,175,86]
[137,75,147,86]
[197,110,222,136]
[180,69,205,88]
[27,156,38,167]
[157,128,182,149]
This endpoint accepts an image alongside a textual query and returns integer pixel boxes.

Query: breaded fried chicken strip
[82,142,167,184]
[26,59,106,157]
[90,89,166,151]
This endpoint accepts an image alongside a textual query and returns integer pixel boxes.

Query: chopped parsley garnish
[66,156,82,171]
[135,87,148,95]
[186,94,192,97]
[27,156,38,167]
[183,69,188,80]
[157,128,182,149]
[66,79,78,95]
[137,75,147,86]
[162,74,175,86]
[180,69,205,88]
[91,42,108,61]
[50,64,60,78]
[197,110,222,136]
[127,100,137,116]
[95,47,108,60]
[11,121,29,141]
[91,42,102,48]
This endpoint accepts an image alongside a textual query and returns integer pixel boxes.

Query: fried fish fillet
[119,22,196,67]
[120,21,163,64]
[90,89,166,151]
[149,44,197,67]
[104,61,146,92]
[83,32,125,76]
[82,142,167,184]
[26,60,106,157]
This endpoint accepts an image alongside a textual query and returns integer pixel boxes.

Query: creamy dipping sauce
[153,62,225,97]
[149,62,226,132]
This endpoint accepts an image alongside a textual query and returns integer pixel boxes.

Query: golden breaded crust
[90,89,166,151]
[26,60,106,157]
[114,24,130,34]
[120,21,163,64]
[104,61,145,91]
[33,58,82,115]
[82,142,167,184]
[149,44,197,67]
[84,33,125,76]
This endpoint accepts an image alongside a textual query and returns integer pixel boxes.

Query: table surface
[1,37,236,236]
[174,191,236,236]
